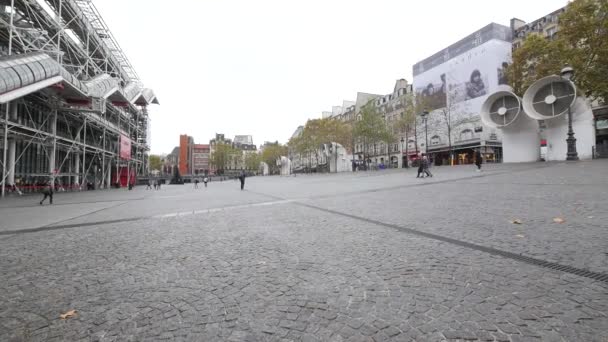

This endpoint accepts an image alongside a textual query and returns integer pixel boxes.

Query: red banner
[120,134,131,160]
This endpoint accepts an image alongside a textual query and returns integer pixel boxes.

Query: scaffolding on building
[0,0,159,197]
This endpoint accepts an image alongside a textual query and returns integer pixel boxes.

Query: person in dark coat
[474,150,483,171]
[422,155,433,177]
[416,154,424,178]
[238,171,246,190]
[416,154,433,178]
[40,181,53,205]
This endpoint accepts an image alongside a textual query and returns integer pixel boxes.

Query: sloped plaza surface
[1,161,607,341]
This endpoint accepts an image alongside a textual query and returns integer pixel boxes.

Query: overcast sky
[95,0,566,154]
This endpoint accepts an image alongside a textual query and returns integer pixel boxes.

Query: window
[430,135,441,145]
[460,129,473,141]
[474,126,483,133]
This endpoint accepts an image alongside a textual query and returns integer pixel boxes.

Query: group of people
[193,176,209,189]
[146,179,163,190]
[416,150,483,178]
[416,154,433,178]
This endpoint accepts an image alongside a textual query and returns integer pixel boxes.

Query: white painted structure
[540,98,595,161]
[259,162,269,176]
[522,75,595,161]
[326,142,352,173]
[480,89,540,163]
[278,156,291,176]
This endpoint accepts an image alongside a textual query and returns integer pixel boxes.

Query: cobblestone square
[1,161,607,341]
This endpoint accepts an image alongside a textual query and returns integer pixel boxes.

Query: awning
[0,52,62,103]
[0,52,159,108]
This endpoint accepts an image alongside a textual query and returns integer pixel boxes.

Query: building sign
[413,23,512,77]
[120,134,131,160]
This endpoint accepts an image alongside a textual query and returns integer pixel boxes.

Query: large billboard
[120,134,131,160]
[414,41,512,115]
[413,23,512,115]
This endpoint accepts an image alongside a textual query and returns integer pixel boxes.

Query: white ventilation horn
[481,89,540,163]
[522,75,595,160]
[522,75,576,121]
[480,90,522,128]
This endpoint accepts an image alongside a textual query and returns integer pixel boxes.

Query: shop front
[428,142,502,165]
[594,105,608,158]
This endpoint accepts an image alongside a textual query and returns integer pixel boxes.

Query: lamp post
[400,137,405,168]
[561,64,579,161]
[420,110,429,154]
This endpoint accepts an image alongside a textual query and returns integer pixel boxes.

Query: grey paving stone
[1,162,607,341]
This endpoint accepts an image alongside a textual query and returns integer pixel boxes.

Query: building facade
[510,6,608,158]
[510,7,565,50]
[192,144,210,175]
[0,1,158,196]
[179,135,194,176]
[412,23,512,165]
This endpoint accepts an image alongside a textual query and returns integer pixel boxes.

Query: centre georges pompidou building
[0,0,159,196]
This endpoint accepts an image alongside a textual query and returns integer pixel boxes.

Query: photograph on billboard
[413,39,512,114]
[120,134,131,160]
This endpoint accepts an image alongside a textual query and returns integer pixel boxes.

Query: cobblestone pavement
[0,161,607,341]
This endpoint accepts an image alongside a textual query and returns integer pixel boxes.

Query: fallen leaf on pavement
[553,217,565,224]
[510,219,522,224]
[60,310,77,320]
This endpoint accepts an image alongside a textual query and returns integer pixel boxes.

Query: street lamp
[400,137,406,168]
[420,110,429,154]
[560,64,579,161]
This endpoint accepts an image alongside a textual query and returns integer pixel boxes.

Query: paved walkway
[1,161,607,341]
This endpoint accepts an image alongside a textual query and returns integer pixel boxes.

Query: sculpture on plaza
[482,72,595,162]
[326,142,351,173]
[277,156,291,176]
[480,87,540,163]
[259,162,269,176]
[522,75,594,160]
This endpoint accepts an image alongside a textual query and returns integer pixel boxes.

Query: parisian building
[510,6,608,158]
[412,23,512,165]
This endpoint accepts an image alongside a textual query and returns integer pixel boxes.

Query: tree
[244,152,261,171]
[148,155,162,172]
[507,34,567,96]
[353,101,394,167]
[394,93,425,165]
[508,0,608,101]
[261,143,288,174]
[210,143,237,174]
[558,0,608,101]
[289,118,353,171]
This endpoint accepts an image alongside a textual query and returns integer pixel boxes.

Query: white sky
[94,0,566,154]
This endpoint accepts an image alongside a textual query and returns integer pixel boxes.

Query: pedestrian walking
[157,179,162,190]
[416,154,432,178]
[194,178,199,189]
[423,155,433,177]
[238,171,246,190]
[39,181,53,205]
[474,149,483,172]
[146,179,153,190]
[203,176,208,188]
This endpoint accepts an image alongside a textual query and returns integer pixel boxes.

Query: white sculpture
[259,162,269,176]
[327,142,352,173]
[278,156,291,176]
[522,75,595,160]
[481,89,540,163]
